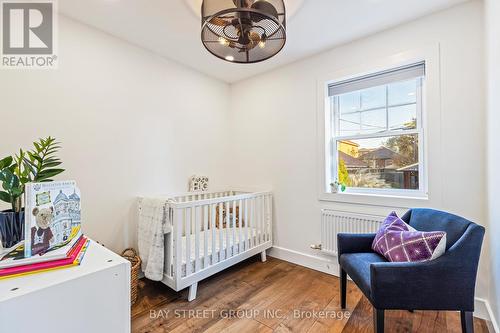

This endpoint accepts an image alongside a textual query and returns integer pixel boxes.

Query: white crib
[143,190,273,301]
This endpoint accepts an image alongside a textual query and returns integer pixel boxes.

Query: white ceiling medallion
[184,0,304,20]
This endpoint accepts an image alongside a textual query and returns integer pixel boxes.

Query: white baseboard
[475,297,500,333]
[488,301,500,333]
[268,246,339,276]
[268,246,499,331]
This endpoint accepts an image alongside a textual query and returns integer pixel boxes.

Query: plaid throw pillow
[372,211,447,262]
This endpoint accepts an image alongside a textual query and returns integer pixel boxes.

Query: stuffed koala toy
[31,207,54,255]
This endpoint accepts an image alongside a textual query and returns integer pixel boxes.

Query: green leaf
[43,158,60,163]
[23,156,36,167]
[10,173,19,189]
[42,161,62,168]
[28,152,42,164]
[35,168,65,181]
[25,136,65,182]
[21,167,30,177]
[22,157,37,175]
[11,187,23,196]
[1,168,13,183]
[1,169,19,191]
[46,145,61,151]
[39,168,64,176]
[0,156,13,169]
[0,191,11,203]
[33,141,42,152]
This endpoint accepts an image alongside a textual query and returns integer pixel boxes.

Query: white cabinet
[0,240,131,333]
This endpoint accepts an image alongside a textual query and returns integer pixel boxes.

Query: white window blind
[328,62,425,97]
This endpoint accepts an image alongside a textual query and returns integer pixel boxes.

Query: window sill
[319,190,429,208]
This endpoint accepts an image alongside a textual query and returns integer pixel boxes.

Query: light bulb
[258,40,266,49]
[218,37,229,46]
[225,55,235,61]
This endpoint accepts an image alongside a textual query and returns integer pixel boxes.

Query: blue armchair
[338,208,485,333]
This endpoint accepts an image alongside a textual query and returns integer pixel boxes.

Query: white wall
[0,16,231,252]
[486,0,500,328]
[1,1,495,323]
[229,0,489,302]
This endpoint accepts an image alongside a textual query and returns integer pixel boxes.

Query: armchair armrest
[337,233,376,263]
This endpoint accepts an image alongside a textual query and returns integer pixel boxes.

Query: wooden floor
[132,256,490,333]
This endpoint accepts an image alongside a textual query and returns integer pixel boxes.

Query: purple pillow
[372,211,447,262]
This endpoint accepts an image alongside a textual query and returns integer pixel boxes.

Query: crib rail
[168,191,272,286]
[170,190,239,203]
[170,190,271,208]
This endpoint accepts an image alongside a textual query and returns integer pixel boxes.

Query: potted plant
[330,180,347,193]
[0,137,64,248]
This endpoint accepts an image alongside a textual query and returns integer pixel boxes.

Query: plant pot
[0,210,24,248]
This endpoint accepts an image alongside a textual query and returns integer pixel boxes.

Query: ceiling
[59,0,469,83]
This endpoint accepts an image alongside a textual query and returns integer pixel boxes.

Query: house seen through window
[328,63,425,194]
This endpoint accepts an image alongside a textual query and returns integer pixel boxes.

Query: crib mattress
[179,227,265,277]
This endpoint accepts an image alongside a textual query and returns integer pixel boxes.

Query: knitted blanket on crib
[137,198,171,281]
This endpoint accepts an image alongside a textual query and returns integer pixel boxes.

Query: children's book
[24,180,82,258]
[0,236,90,280]
[0,234,82,269]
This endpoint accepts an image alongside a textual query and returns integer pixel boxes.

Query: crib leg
[260,251,267,262]
[188,282,198,302]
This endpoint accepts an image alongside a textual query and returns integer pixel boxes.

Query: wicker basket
[121,248,141,306]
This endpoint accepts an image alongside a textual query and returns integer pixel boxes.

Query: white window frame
[316,45,442,207]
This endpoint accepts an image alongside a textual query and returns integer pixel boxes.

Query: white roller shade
[328,62,425,96]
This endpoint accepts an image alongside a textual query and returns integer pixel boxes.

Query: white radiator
[321,210,384,256]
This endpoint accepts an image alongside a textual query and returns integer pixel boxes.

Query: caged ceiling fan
[201,0,286,64]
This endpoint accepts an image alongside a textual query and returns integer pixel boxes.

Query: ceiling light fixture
[201,0,286,64]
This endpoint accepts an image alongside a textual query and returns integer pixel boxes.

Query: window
[327,62,425,196]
